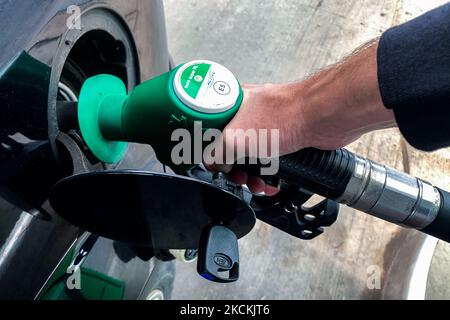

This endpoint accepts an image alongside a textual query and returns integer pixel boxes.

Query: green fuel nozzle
[56,61,450,263]
[76,60,243,170]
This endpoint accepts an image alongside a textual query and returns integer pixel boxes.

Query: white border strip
[407,236,439,300]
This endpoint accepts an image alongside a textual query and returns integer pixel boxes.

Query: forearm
[217,3,450,193]
[222,3,450,168]
[221,41,396,161]
[297,40,396,150]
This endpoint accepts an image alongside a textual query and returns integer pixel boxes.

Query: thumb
[204,84,255,172]
[203,130,234,173]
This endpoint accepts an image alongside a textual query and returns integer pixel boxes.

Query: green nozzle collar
[78,74,128,164]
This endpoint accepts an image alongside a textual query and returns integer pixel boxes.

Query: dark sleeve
[377,4,450,151]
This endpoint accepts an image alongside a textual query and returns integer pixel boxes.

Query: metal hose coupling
[337,156,441,230]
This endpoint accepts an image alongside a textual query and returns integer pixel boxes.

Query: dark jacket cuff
[377,4,450,151]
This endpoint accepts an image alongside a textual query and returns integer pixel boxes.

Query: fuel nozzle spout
[56,101,79,132]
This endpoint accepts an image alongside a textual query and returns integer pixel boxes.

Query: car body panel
[0,0,172,299]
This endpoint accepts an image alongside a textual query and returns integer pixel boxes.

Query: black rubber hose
[422,189,450,242]
[56,101,79,132]
[275,148,356,199]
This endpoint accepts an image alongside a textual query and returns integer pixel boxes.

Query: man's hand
[205,40,396,194]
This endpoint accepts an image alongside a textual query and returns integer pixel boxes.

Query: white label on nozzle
[173,60,240,114]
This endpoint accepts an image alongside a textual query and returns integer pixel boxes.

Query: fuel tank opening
[56,30,129,135]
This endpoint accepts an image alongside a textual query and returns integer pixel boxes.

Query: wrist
[298,42,396,150]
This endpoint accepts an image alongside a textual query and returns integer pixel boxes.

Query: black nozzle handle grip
[422,189,450,242]
[276,148,356,199]
[238,148,356,199]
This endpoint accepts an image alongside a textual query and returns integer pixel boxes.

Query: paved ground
[164,0,450,300]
